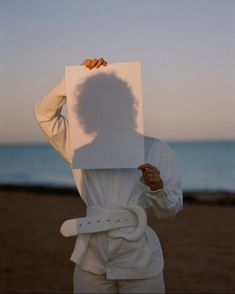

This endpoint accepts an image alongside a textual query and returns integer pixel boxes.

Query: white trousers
[73,263,166,293]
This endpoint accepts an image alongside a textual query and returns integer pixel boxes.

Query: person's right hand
[81,58,107,70]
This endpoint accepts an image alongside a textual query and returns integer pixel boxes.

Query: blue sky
[1,0,234,142]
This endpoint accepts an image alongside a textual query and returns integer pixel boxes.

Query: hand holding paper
[81,58,107,69]
[138,163,164,191]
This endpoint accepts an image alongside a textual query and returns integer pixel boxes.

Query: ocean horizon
[0,140,234,193]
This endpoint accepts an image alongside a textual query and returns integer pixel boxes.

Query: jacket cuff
[139,175,167,197]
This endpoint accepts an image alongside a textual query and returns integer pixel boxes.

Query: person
[34,57,183,293]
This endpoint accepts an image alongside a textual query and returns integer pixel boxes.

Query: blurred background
[1,0,235,293]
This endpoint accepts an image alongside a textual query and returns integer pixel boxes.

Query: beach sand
[1,188,235,293]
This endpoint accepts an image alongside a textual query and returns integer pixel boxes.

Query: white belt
[60,205,147,241]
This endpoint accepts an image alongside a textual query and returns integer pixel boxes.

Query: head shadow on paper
[72,72,144,169]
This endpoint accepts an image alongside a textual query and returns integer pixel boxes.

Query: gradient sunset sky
[1,0,234,143]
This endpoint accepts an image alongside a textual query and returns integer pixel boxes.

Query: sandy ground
[0,188,235,293]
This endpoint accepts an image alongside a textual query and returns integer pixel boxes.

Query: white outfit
[34,77,183,281]
[73,263,166,293]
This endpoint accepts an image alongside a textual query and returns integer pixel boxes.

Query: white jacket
[34,77,183,280]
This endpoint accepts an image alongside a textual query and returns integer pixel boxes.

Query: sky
[1,0,235,143]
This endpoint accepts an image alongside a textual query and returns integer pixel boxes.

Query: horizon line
[0,138,235,145]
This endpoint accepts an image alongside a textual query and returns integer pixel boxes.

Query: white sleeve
[140,143,183,219]
[34,77,72,165]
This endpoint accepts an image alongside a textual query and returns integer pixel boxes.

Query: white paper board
[65,62,145,169]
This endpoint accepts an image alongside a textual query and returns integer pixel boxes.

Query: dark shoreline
[1,183,235,205]
[0,183,78,195]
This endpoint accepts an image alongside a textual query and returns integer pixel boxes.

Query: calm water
[0,141,234,192]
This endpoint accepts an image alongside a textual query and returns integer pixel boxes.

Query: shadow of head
[73,72,139,135]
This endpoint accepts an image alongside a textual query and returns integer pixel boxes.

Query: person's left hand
[137,163,163,191]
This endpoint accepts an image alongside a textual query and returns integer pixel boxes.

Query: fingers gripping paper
[65,62,145,169]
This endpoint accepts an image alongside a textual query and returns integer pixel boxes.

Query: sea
[0,141,234,192]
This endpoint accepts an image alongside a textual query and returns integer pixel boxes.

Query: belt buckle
[108,205,147,242]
